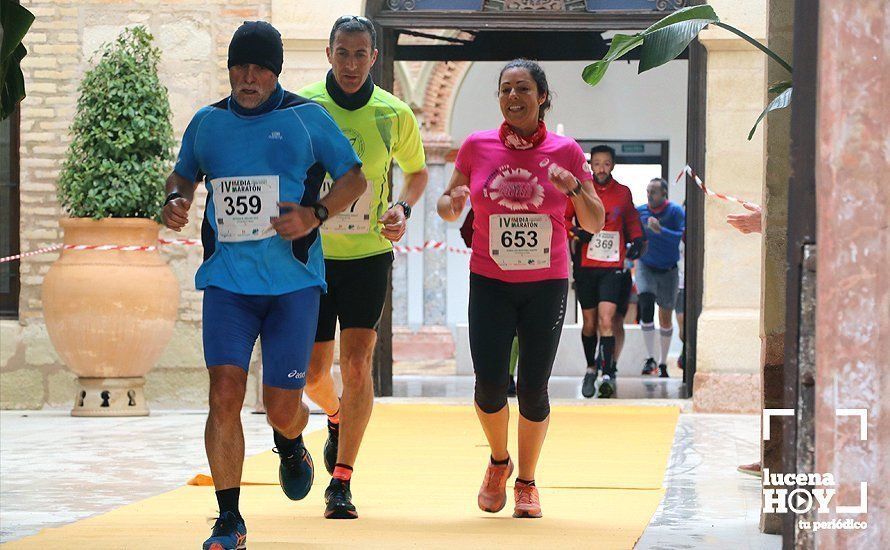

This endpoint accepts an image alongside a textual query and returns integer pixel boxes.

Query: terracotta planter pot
[42,218,179,416]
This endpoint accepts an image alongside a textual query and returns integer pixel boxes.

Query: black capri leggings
[468,273,568,422]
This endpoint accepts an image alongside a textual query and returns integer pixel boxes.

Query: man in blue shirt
[161,21,367,550]
[636,178,685,378]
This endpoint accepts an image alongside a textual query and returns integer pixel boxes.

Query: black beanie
[227,21,283,76]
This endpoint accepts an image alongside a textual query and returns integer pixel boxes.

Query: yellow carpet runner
[7,404,679,549]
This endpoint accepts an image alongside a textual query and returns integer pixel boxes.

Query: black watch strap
[394,200,411,219]
[566,179,583,197]
[164,191,183,206]
[311,202,329,224]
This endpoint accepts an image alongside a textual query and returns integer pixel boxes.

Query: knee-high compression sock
[641,323,657,360]
[582,334,599,370]
[659,327,674,365]
[600,336,616,377]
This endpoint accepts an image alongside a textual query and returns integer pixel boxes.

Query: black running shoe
[275,439,314,501]
[323,420,339,475]
[203,511,247,550]
[324,478,358,519]
[658,363,669,378]
[581,370,597,398]
[598,375,616,398]
[641,357,658,375]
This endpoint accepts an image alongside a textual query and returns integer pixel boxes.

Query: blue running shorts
[202,285,321,389]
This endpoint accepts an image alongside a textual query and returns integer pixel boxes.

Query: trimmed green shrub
[58,26,174,219]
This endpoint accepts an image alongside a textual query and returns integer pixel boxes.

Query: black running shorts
[615,269,633,317]
[574,267,626,310]
[315,252,393,342]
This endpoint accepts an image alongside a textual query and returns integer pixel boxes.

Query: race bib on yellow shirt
[489,214,552,270]
[320,177,375,234]
[586,230,620,263]
[211,175,279,242]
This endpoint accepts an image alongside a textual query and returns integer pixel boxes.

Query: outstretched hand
[726,202,763,234]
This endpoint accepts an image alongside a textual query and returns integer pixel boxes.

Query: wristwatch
[393,200,412,219]
[311,202,329,225]
[163,191,183,206]
[566,179,583,197]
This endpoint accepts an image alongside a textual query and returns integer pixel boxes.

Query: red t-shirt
[455,129,593,283]
[565,177,642,269]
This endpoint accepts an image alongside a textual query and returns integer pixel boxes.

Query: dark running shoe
[598,375,616,399]
[324,478,358,519]
[581,370,597,398]
[507,376,517,397]
[641,357,658,375]
[323,420,339,475]
[659,363,669,378]
[275,439,314,501]
[203,511,246,550]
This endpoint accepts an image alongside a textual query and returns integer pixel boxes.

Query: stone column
[814,0,888,547]
[421,132,452,327]
[693,1,767,413]
[760,0,793,535]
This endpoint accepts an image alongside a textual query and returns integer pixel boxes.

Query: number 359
[224,195,261,216]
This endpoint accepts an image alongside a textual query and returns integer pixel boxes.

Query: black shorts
[574,267,626,310]
[615,269,633,317]
[315,252,393,342]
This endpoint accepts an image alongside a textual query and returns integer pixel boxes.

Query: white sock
[659,327,674,366]
[641,322,656,360]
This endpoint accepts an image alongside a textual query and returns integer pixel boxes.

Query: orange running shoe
[513,481,542,518]
[477,457,514,513]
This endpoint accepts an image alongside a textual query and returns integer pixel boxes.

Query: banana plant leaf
[1,0,35,121]
[582,5,718,87]
[748,87,792,140]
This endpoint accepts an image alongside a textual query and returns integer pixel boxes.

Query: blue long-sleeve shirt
[637,201,685,270]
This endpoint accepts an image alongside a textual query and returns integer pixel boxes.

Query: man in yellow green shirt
[295,15,428,519]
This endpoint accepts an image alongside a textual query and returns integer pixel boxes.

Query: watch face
[314,204,329,221]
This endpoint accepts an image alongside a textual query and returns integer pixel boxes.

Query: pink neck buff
[499,120,548,150]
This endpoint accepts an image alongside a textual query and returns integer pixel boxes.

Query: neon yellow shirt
[298,80,426,260]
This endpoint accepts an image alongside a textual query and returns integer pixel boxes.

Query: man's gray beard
[595,175,610,184]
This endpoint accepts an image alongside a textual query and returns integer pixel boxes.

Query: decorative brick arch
[420,60,471,138]
[392,59,472,161]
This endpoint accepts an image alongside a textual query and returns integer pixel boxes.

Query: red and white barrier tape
[1,238,469,263]
[393,240,471,255]
[677,165,760,208]
[0,238,200,264]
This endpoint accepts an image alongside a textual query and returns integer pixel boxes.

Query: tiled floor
[636,414,781,550]
[0,405,780,549]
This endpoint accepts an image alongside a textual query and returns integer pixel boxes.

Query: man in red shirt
[566,145,644,398]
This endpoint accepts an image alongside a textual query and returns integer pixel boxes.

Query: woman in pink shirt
[437,59,604,518]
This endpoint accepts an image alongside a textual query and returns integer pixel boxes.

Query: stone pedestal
[72,377,148,417]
